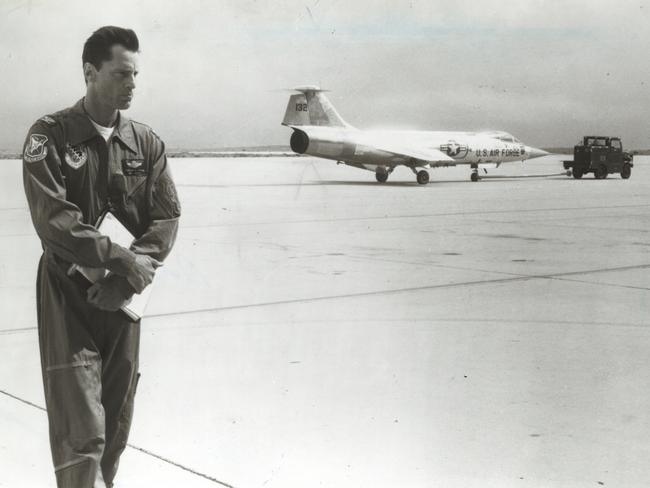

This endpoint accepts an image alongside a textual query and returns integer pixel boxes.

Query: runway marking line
[0,326,37,335]
[6,263,649,328]
[180,202,650,230]
[0,389,236,488]
[146,262,650,319]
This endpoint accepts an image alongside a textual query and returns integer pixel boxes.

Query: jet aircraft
[282,86,548,184]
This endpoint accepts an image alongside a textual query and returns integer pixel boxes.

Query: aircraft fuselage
[290,126,531,171]
[282,86,548,184]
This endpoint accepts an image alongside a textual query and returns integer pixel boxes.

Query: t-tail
[282,86,352,128]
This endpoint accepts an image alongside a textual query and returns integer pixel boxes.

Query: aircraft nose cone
[525,146,549,159]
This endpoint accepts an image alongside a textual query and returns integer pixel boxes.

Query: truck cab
[564,136,633,179]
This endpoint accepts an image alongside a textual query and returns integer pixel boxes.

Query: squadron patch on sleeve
[64,143,88,169]
[24,134,49,163]
[155,171,181,216]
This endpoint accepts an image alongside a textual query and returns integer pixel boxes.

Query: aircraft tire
[621,164,631,179]
[416,170,429,185]
[594,165,608,179]
[471,172,479,182]
[375,169,389,183]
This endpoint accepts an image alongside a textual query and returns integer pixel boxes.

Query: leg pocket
[45,359,105,451]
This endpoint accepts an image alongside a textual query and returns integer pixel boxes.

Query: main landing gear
[375,167,392,183]
[416,170,430,185]
[376,167,429,185]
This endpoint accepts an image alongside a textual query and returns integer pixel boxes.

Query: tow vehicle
[563,136,633,179]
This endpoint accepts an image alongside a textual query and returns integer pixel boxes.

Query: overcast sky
[2,0,650,150]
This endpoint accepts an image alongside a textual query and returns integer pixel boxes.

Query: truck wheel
[594,165,608,179]
[621,164,631,179]
[572,168,583,179]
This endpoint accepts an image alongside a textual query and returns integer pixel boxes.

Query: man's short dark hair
[82,26,139,70]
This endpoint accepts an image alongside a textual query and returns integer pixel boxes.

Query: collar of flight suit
[67,98,138,153]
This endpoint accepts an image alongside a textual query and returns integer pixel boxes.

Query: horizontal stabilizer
[291,85,329,93]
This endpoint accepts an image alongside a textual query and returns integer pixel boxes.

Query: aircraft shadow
[178,176,572,189]
[313,176,573,187]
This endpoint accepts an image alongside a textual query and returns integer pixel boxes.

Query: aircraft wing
[360,137,455,166]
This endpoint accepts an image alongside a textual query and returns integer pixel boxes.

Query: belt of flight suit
[22,98,181,488]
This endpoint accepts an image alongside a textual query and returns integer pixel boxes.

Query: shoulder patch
[24,134,49,163]
[155,171,181,216]
[39,115,56,125]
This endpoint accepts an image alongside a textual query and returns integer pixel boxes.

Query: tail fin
[282,86,351,128]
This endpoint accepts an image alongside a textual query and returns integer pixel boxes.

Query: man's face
[89,44,139,110]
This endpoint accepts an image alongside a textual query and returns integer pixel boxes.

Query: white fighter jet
[282,86,548,184]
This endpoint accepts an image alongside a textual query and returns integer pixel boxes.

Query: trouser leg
[100,314,141,487]
[37,256,107,488]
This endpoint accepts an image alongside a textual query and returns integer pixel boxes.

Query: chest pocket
[120,157,149,197]
[59,144,91,204]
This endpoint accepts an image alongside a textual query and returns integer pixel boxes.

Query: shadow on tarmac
[178,176,574,189]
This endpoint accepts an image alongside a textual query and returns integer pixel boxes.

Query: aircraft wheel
[375,169,389,183]
[594,165,608,179]
[572,168,583,179]
[470,172,479,182]
[416,170,429,185]
[621,163,631,179]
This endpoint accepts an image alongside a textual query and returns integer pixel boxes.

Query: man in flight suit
[22,26,180,487]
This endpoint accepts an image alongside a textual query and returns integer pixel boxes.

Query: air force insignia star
[64,143,88,169]
[440,140,468,158]
[24,134,48,163]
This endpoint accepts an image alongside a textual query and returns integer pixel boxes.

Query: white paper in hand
[72,212,153,320]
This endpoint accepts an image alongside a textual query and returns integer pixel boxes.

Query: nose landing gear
[409,167,430,185]
[470,163,480,182]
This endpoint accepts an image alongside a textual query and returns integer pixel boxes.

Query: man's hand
[87,275,132,311]
[125,254,163,293]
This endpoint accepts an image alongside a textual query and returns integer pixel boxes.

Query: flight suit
[22,98,181,488]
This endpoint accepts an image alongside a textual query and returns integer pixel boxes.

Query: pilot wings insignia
[121,158,147,176]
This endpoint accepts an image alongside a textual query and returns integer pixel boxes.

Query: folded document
[69,212,153,321]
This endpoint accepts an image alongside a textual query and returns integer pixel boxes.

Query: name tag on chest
[122,158,147,176]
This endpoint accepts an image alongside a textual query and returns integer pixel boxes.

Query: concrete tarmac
[1,155,649,487]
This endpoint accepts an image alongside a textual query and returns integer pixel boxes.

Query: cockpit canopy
[481,131,521,144]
